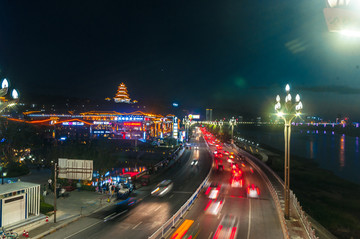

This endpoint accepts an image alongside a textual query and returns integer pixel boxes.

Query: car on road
[205,182,221,200]
[230,175,243,188]
[205,198,224,215]
[223,150,229,155]
[191,159,199,166]
[213,214,238,239]
[151,180,173,197]
[247,184,260,198]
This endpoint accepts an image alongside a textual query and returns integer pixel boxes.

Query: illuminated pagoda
[114,83,132,103]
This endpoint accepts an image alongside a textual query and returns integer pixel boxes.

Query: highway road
[44,134,212,239]
[168,140,284,239]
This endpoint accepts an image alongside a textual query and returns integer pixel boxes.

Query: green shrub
[81,184,95,191]
[40,201,54,215]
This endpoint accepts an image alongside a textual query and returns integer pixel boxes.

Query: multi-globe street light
[183,116,191,142]
[275,84,303,220]
[218,120,223,132]
[0,78,20,185]
[0,78,19,112]
[229,117,236,144]
[324,0,360,37]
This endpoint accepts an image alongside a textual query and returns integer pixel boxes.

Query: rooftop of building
[0,181,40,195]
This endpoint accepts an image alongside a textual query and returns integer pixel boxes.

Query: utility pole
[54,163,57,223]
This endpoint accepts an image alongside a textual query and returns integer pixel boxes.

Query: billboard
[188,114,200,120]
[115,116,144,121]
[124,122,142,126]
[58,158,93,180]
[173,117,178,138]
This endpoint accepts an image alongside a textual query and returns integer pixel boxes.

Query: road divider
[148,134,213,239]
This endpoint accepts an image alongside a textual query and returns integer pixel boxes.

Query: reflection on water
[310,141,314,159]
[237,129,360,184]
[340,135,345,168]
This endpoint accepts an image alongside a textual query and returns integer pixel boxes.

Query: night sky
[0,1,359,120]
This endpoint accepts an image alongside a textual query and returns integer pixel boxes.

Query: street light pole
[229,117,236,144]
[219,120,223,132]
[275,84,303,220]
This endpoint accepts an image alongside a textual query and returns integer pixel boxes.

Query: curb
[32,215,82,239]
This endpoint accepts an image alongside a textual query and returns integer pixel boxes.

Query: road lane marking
[171,219,194,239]
[64,221,102,239]
[154,205,162,211]
[103,212,116,220]
[208,232,213,239]
[132,221,142,229]
[247,199,252,239]
[106,210,128,221]
[169,194,174,198]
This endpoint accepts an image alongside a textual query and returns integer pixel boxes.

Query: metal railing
[148,137,212,239]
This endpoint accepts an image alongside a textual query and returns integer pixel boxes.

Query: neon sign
[93,121,111,125]
[62,122,85,126]
[124,122,141,127]
[115,116,144,121]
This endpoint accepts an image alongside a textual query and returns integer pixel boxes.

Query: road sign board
[58,158,93,180]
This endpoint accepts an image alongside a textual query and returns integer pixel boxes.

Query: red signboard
[124,122,141,126]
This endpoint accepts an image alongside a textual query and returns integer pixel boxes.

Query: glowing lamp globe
[324,0,360,36]
[2,79,8,89]
[12,89,19,99]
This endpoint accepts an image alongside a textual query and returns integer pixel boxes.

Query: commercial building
[11,111,175,140]
[206,109,213,121]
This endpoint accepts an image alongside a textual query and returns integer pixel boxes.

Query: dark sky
[0,1,359,120]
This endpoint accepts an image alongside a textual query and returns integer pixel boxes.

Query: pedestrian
[76,182,81,192]
[48,179,52,191]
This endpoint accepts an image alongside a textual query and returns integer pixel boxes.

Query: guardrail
[148,137,213,239]
[290,191,319,239]
[233,144,318,239]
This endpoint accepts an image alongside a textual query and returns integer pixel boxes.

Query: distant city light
[172,102,179,107]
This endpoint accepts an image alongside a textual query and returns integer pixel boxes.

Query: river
[237,128,360,184]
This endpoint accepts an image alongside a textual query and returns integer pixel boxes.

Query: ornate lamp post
[219,120,223,132]
[183,116,191,142]
[0,78,19,112]
[229,117,236,144]
[275,84,303,219]
[0,78,19,184]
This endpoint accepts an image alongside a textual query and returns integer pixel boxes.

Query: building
[206,109,213,121]
[16,110,175,140]
[0,182,40,227]
[114,83,132,103]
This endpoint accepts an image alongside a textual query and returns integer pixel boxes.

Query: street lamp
[2,171,7,185]
[229,117,236,144]
[219,120,223,132]
[275,84,303,220]
[0,78,19,112]
[183,116,191,142]
[324,0,360,37]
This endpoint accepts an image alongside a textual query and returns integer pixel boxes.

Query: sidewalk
[15,190,116,239]
[11,147,187,239]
